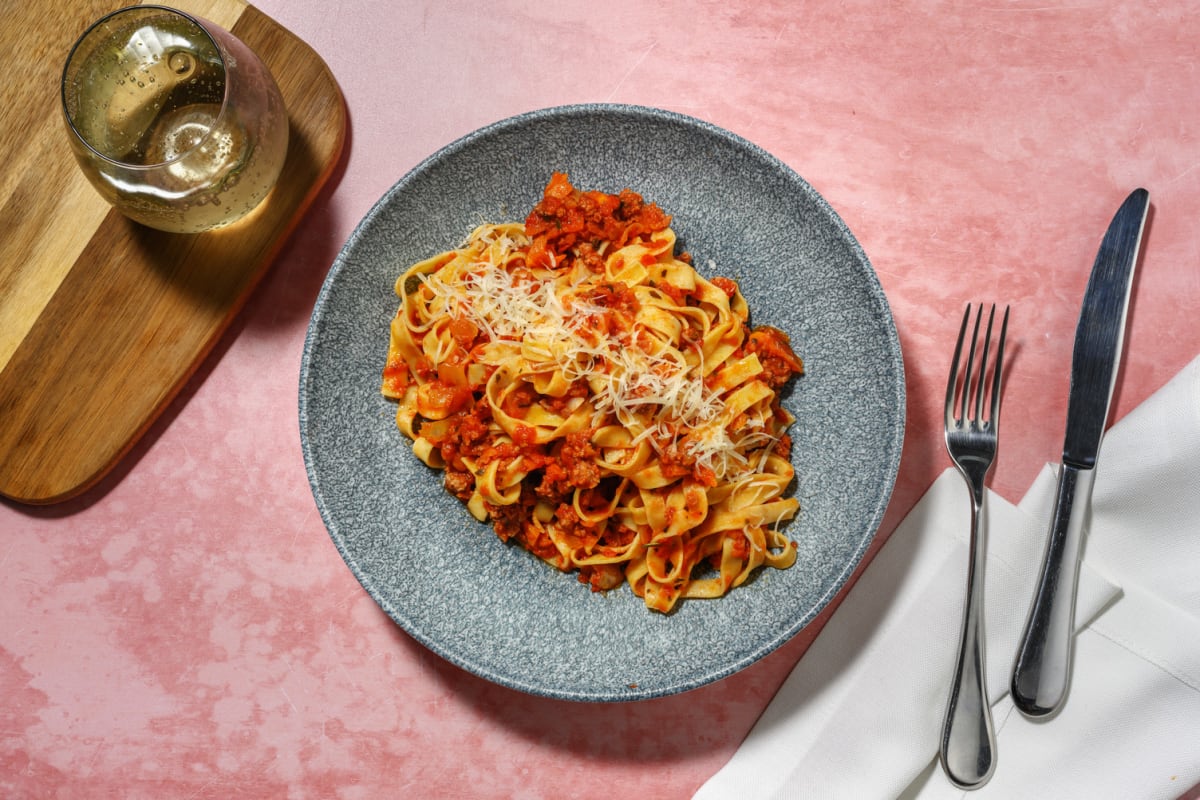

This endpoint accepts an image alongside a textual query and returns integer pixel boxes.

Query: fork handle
[1011,463,1095,717]
[940,483,997,789]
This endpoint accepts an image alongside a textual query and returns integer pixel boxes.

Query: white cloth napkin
[694,354,1200,800]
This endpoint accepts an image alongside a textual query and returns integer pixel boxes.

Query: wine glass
[61,5,289,234]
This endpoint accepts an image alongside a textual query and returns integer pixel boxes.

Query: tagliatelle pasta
[381,173,804,612]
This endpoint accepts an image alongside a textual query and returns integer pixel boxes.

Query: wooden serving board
[0,0,346,504]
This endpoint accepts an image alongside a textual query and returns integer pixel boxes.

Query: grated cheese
[419,234,777,480]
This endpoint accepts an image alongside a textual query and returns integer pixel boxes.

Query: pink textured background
[4,1,1199,797]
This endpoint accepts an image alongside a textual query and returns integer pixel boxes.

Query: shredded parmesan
[418,234,776,480]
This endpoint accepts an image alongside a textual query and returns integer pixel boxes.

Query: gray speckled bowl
[299,104,905,702]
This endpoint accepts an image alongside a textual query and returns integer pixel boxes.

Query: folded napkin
[695,354,1200,800]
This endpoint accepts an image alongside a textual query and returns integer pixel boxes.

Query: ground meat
[535,463,571,506]
[574,242,605,273]
[443,468,474,502]
[487,488,552,559]
[523,172,672,269]
[759,354,796,388]
[559,432,601,489]
[747,326,804,388]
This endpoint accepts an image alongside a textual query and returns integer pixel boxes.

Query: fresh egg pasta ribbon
[381,173,804,612]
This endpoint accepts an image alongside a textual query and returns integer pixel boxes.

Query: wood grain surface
[0,0,346,504]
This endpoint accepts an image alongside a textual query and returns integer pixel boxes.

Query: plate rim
[298,102,906,701]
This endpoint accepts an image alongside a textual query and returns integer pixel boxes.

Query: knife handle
[1011,463,1095,718]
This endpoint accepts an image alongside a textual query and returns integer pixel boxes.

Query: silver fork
[939,303,1009,790]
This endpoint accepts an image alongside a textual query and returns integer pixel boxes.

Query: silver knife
[1010,188,1149,718]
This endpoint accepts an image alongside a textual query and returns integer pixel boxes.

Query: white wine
[63,8,288,233]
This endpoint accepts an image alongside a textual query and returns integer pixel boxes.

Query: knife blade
[1010,187,1149,719]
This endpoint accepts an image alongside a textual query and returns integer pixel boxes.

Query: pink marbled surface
[4,1,1200,797]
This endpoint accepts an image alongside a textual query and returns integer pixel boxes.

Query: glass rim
[60,4,232,170]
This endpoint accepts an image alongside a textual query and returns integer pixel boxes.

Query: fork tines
[947,303,1010,430]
